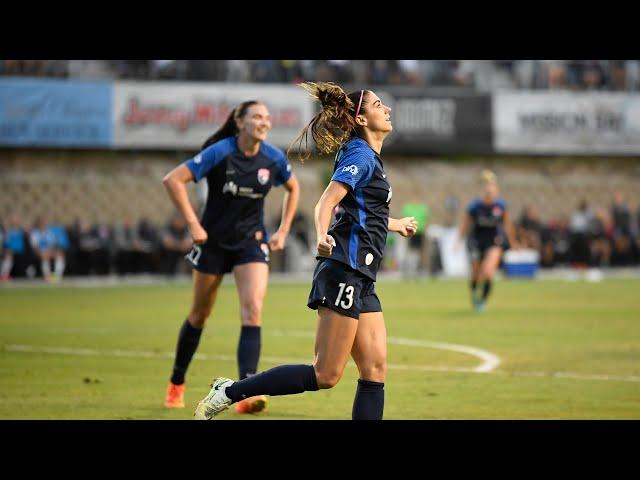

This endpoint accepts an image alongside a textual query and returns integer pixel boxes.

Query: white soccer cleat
[193,377,234,420]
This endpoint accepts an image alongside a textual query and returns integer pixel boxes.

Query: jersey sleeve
[497,198,508,210]
[466,199,480,215]
[273,149,293,187]
[184,141,228,182]
[330,148,373,191]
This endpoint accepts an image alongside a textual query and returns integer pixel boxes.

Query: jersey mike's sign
[113,82,315,150]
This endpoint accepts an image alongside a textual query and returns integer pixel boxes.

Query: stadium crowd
[2,194,639,282]
[2,60,640,91]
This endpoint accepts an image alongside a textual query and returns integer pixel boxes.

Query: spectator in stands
[137,217,159,273]
[159,214,192,275]
[49,220,69,280]
[1,214,31,281]
[29,216,61,282]
[114,214,146,275]
[70,219,112,276]
[518,205,543,250]
[590,207,612,267]
[610,192,635,266]
[568,200,593,267]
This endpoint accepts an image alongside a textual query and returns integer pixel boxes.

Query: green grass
[1,278,639,419]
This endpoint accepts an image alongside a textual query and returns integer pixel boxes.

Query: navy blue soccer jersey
[467,197,507,240]
[185,136,292,250]
[324,136,392,281]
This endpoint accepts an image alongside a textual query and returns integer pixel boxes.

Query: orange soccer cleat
[234,395,268,414]
[164,382,186,408]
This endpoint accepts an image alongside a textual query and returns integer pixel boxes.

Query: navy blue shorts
[307,258,382,320]
[185,240,270,275]
[467,233,509,262]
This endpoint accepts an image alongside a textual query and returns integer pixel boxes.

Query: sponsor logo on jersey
[342,165,359,175]
[222,181,238,195]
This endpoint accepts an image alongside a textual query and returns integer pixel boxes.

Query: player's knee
[240,299,262,325]
[188,308,211,327]
[314,366,343,389]
[359,358,387,382]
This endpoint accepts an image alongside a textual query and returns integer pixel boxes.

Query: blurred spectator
[397,60,424,85]
[626,60,640,91]
[277,60,302,83]
[1,214,34,281]
[328,60,352,83]
[609,192,635,266]
[370,60,390,85]
[546,60,568,89]
[114,215,151,275]
[252,60,281,83]
[589,207,612,266]
[69,219,112,275]
[569,200,593,267]
[30,216,63,282]
[49,220,70,278]
[609,60,627,91]
[549,216,572,266]
[151,60,187,80]
[138,217,159,273]
[400,201,430,272]
[226,60,251,82]
[517,205,543,250]
[4,59,637,92]
[581,61,606,90]
[611,191,633,237]
[159,215,192,275]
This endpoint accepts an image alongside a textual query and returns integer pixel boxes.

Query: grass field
[1,278,639,419]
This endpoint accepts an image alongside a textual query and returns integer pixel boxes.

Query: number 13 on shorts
[335,282,354,309]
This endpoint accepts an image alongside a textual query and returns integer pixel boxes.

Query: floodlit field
[1,278,639,419]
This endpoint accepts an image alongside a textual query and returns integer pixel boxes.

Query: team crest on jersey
[492,206,503,216]
[342,165,359,175]
[257,168,270,185]
[193,154,202,164]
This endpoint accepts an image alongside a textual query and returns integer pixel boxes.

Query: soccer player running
[162,100,300,414]
[193,82,417,420]
[457,170,518,312]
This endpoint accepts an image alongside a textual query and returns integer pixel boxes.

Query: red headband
[355,90,364,118]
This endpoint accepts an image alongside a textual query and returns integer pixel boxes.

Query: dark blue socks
[352,379,385,420]
[224,364,319,402]
[170,319,203,385]
[237,325,261,379]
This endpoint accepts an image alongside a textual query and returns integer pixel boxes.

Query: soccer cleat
[193,377,234,420]
[474,299,486,313]
[234,395,268,414]
[164,382,186,408]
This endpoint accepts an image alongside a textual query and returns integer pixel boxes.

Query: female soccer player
[457,170,518,312]
[193,82,417,420]
[162,100,300,414]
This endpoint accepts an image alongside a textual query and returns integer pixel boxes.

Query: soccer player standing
[162,100,300,414]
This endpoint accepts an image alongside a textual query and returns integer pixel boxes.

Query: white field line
[269,330,500,373]
[4,336,639,383]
